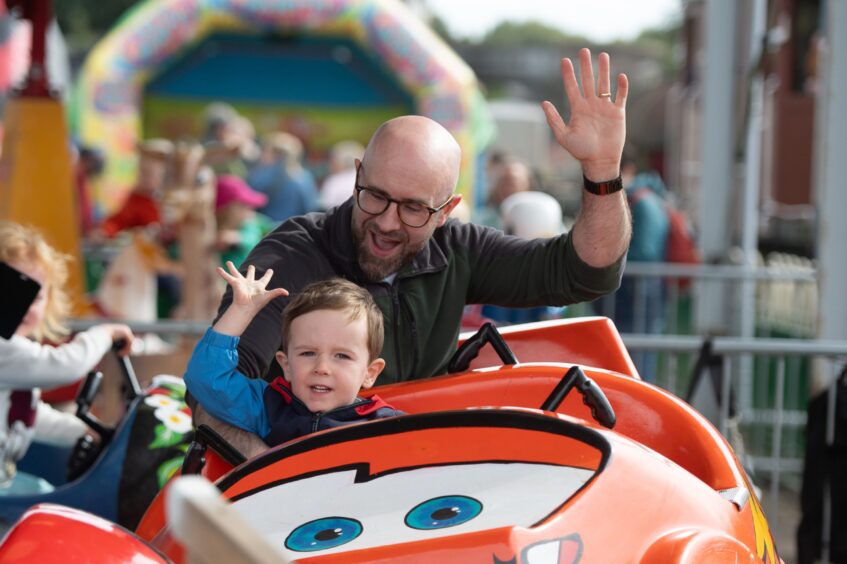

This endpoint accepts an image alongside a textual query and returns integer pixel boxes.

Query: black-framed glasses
[354,164,453,228]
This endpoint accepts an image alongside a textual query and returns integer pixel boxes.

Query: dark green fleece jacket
[217,199,625,384]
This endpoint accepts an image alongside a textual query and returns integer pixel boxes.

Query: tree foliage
[428,15,456,45]
[480,21,590,47]
[54,0,140,52]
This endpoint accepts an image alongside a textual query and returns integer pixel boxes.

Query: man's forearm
[570,161,631,268]
[571,189,631,268]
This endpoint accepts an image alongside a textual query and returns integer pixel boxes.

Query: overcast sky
[425,0,683,43]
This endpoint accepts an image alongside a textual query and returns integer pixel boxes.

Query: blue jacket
[184,328,401,446]
[246,162,319,224]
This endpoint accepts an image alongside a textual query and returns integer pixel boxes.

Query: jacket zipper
[388,283,405,378]
[311,399,366,432]
[401,295,419,376]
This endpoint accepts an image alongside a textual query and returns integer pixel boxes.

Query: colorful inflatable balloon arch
[74,0,494,215]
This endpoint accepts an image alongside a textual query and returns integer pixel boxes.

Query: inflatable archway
[74,0,494,215]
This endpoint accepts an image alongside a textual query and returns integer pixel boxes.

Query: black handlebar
[69,338,143,481]
[112,339,142,400]
[540,365,616,429]
[75,371,114,442]
[74,340,141,445]
[448,322,518,373]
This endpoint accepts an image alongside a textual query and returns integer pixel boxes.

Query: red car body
[0,318,781,563]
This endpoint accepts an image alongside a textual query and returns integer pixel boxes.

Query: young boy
[184,262,400,447]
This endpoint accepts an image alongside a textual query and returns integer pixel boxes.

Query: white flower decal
[154,408,192,434]
[151,374,186,390]
[145,395,180,410]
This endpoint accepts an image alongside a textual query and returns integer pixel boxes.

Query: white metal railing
[591,259,818,339]
[622,333,846,564]
[68,318,209,335]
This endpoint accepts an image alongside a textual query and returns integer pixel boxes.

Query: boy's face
[276,309,385,414]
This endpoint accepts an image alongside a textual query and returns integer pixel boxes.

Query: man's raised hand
[541,48,628,181]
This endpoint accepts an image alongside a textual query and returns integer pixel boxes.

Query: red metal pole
[8,0,53,97]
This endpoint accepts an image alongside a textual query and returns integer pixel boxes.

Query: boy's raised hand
[218,261,289,312]
[213,262,288,337]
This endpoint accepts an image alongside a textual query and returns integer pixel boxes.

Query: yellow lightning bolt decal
[749,489,778,563]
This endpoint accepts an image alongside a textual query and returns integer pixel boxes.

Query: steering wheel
[67,339,142,481]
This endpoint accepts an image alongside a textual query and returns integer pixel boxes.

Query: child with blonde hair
[0,221,135,491]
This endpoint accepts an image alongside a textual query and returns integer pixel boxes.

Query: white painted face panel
[231,462,593,557]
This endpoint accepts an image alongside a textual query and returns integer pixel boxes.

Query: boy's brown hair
[281,278,384,360]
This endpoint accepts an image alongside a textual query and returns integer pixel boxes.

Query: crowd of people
[74,103,375,320]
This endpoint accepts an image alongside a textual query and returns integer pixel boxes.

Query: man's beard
[352,219,427,282]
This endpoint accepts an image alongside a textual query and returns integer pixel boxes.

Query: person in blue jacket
[184,262,400,448]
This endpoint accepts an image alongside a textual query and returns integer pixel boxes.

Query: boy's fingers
[258,268,274,285]
[216,266,234,282]
[246,264,256,281]
[226,261,239,276]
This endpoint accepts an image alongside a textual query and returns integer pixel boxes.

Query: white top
[0,326,114,482]
[500,191,565,239]
[319,169,357,211]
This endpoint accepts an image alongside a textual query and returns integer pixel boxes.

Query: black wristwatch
[583,174,623,196]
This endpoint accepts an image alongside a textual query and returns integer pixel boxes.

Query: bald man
[196,48,632,455]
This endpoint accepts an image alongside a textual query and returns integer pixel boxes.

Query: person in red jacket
[97,139,173,238]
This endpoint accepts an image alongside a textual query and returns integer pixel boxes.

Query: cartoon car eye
[284,516,363,552]
[404,495,483,530]
[231,462,595,557]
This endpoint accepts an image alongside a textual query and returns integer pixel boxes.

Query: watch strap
[582,175,623,196]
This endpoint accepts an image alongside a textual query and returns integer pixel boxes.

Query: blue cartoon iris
[285,517,363,552]
[404,495,483,530]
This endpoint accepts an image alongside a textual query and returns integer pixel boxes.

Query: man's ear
[275,351,291,382]
[436,194,463,227]
[361,358,386,390]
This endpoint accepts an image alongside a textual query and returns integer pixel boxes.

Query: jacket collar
[268,376,390,420]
